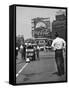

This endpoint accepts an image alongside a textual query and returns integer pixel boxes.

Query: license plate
[27,53,33,56]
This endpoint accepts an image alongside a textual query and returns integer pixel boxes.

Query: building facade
[32,17,52,46]
[52,13,66,41]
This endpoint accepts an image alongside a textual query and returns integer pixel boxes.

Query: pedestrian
[33,46,36,60]
[51,32,66,76]
[20,44,24,59]
[16,46,19,59]
[23,44,26,60]
[37,45,40,60]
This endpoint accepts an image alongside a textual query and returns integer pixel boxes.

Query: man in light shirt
[51,32,66,76]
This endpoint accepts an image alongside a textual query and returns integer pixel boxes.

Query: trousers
[55,49,64,76]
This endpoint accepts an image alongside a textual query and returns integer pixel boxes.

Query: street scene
[16,50,66,83]
[16,7,67,84]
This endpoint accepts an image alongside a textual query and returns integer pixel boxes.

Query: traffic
[16,39,53,62]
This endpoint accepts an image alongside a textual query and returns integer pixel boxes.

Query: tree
[16,35,24,47]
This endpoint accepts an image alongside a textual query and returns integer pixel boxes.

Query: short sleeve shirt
[51,37,66,50]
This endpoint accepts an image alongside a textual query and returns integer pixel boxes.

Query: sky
[16,6,65,40]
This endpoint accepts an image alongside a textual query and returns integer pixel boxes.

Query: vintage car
[26,45,35,61]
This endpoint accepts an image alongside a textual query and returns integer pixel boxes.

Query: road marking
[16,63,29,77]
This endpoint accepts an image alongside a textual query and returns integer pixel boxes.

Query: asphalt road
[16,50,66,84]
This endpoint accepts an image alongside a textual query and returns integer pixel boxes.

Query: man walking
[23,44,26,60]
[37,45,40,60]
[20,44,24,59]
[16,45,19,59]
[51,32,66,76]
